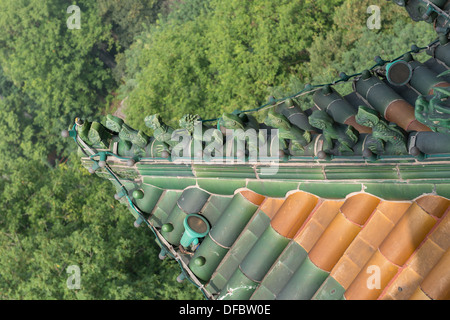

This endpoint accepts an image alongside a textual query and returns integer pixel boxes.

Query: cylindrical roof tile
[379,202,437,266]
[270,191,319,239]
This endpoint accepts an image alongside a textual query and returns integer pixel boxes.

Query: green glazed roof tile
[398,164,450,180]
[209,192,261,248]
[250,284,276,300]
[209,195,234,212]
[197,178,247,195]
[246,209,271,234]
[254,241,308,298]
[189,234,229,282]
[207,210,271,293]
[246,180,299,198]
[212,254,241,287]
[134,183,164,214]
[218,267,259,300]
[147,190,182,227]
[277,256,329,300]
[177,187,210,214]
[160,205,188,246]
[148,207,168,228]
[226,227,261,263]
[205,273,228,296]
[159,187,211,245]
[435,183,450,198]
[312,275,346,300]
[240,226,290,282]
[324,165,399,180]
[137,163,195,177]
[142,176,197,190]
[256,166,325,180]
[201,195,233,226]
[299,182,363,199]
[193,164,256,179]
[155,190,183,214]
[199,201,223,226]
[362,182,435,200]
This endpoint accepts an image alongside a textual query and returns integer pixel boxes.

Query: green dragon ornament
[179,114,202,135]
[179,113,212,144]
[178,113,223,158]
[415,87,450,134]
[144,114,177,146]
[264,109,311,153]
[88,121,112,149]
[355,106,407,155]
[308,110,358,154]
[74,117,93,146]
[144,114,179,157]
[104,114,150,154]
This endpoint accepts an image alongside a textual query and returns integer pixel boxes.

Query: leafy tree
[0,155,203,300]
[267,0,437,107]
[0,67,49,169]
[304,0,434,90]
[119,0,346,130]
[97,0,165,50]
[0,0,115,151]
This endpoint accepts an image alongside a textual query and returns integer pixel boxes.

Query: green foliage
[0,67,48,169]
[0,156,203,300]
[97,0,164,50]
[0,0,203,300]
[0,0,115,138]
[268,0,437,105]
[120,0,345,130]
[304,0,436,95]
[161,0,213,25]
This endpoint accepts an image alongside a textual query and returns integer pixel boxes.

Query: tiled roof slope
[126,184,450,300]
[64,1,450,300]
[189,190,450,300]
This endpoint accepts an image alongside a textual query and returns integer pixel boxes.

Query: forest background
[0,0,436,299]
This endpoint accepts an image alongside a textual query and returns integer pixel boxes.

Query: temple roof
[64,1,450,300]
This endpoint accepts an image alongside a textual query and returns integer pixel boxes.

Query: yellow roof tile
[270,191,319,239]
[345,249,399,300]
[240,190,266,206]
[309,211,361,272]
[382,267,423,300]
[429,211,450,249]
[259,197,285,220]
[379,202,437,266]
[420,249,450,300]
[358,208,397,248]
[294,200,343,252]
[330,255,361,290]
[345,237,377,269]
[406,239,446,278]
[409,287,432,300]
[415,195,450,219]
[340,193,380,226]
[375,201,411,224]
